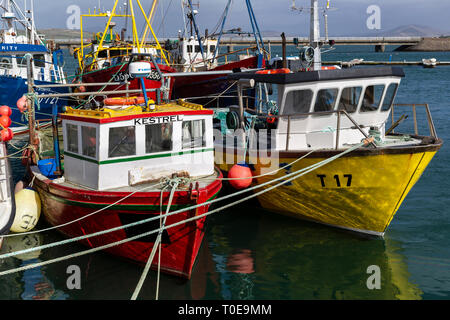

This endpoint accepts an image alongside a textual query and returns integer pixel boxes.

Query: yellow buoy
[10,189,41,233]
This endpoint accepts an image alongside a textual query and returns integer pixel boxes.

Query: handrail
[392,103,437,138]
[240,109,377,150]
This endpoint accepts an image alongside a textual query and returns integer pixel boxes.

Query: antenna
[291,0,337,70]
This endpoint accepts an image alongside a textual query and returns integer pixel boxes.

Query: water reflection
[205,207,423,300]
[0,233,69,300]
[0,206,424,300]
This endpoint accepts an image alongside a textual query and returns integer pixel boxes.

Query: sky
[13,0,450,37]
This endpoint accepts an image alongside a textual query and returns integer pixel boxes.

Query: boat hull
[216,141,441,236]
[81,63,176,101]
[0,76,69,131]
[172,56,261,106]
[32,169,222,279]
[0,142,16,250]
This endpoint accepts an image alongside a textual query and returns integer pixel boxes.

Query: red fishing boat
[27,90,222,278]
[73,0,176,101]
[166,0,266,105]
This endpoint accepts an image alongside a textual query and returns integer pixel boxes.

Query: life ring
[256,68,291,75]
[104,96,146,106]
[321,66,338,70]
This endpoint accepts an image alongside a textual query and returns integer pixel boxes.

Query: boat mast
[310,0,321,70]
[186,0,207,65]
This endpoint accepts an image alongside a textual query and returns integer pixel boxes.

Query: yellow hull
[217,148,438,235]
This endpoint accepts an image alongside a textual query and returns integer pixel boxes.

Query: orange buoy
[1,127,13,142]
[228,163,253,190]
[104,96,146,106]
[17,96,27,113]
[0,115,11,128]
[0,105,11,117]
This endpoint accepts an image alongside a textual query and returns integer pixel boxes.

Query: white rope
[131,180,178,300]
[0,151,318,259]
[0,140,367,277]
[1,180,164,238]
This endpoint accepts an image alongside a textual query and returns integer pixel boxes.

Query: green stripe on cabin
[63,148,215,165]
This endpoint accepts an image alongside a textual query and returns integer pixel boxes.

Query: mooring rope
[131,180,179,300]
[0,180,164,239]
[2,149,313,238]
[0,139,369,274]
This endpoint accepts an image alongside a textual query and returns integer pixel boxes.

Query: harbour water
[0,45,449,300]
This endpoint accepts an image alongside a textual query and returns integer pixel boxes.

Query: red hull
[173,56,262,100]
[33,170,222,279]
[82,63,176,101]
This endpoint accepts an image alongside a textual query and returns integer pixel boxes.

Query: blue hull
[0,76,70,129]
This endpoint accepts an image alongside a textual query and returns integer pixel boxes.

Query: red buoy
[17,96,27,113]
[0,105,12,117]
[228,163,253,189]
[1,128,14,142]
[0,115,11,128]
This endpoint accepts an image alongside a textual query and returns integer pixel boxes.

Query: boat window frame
[359,83,387,113]
[182,119,207,150]
[66,123,79,154]
[282,88,315,116]
[312,87,340,116]
[107,125,137,159]
[380,83,399,112]
[81,125,98,159]
[33,54,46,68]
[145,122,174,154]
[337,86,363,114]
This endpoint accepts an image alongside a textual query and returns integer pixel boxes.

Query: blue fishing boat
[0,0,68,133]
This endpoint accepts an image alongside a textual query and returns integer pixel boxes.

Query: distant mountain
[369,24,448,37]
[37,28,92,40]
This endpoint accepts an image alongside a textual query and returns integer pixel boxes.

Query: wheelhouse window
[33,54,46,68]
[187,45,193,53]
[108,126,136,158]
[66,124,79,154]
[283,89,314,115]
[209,45,216,53]
[381,83,399,112]
[338,87,362,113]
[145,123,173,153]
[360,85,385,112]
[182,120,206,149]
[195,45,201,53]
[314,88,338,113]
[81,126,97,158]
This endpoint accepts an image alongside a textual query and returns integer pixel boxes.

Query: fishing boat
[0,140,15,250]
[0,0,68,133]
[167,0,266,106]
[73,0,176,102]
[213,0,442,236]
[24,61,222,279]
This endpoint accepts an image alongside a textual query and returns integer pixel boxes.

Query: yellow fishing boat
[212,0,442,236]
